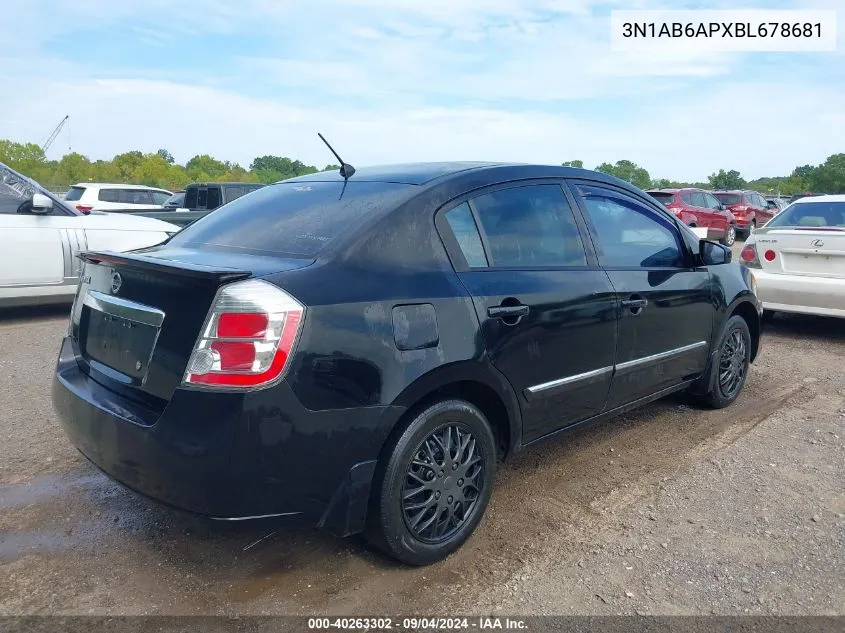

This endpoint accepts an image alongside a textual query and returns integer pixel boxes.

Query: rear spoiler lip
[78,250,252,284]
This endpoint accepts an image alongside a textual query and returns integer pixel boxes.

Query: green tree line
[1,137,842,195]
[0,140,338,191]
[566,154,845,195]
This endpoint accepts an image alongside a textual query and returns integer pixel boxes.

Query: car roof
[284,162,500,185]
[791,194,845,204]
[283,161,643,189]
[73,183,171,191]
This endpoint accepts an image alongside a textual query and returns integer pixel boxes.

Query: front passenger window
[576,185,684,269]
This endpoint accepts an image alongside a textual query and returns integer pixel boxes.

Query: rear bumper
[52,336,403,535]
[754,270,845,318]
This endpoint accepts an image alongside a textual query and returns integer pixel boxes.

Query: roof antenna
[317,132,355,179]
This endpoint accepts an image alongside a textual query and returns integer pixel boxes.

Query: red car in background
[646,188,738,246]
[713,190,776,238]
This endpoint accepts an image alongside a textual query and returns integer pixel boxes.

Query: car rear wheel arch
[388,376,514,463]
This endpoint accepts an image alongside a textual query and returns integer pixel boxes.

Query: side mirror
[718,203,727,211]
[30,193,53,215]
[700,239,731,265]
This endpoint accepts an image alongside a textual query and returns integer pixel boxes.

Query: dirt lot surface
[1,298,843,616]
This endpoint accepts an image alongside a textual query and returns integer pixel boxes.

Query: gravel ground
[0,297,843,616]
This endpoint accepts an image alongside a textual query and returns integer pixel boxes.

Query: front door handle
[488,305,530,319]
[620,297,648,315]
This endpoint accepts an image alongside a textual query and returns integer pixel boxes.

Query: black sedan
[52,162,762,565]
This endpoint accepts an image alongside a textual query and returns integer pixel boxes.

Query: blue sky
[0,0,842,182]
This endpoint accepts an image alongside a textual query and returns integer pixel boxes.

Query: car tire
[366,399,497,566]
[701,315,752,409]
[720,224,736,247]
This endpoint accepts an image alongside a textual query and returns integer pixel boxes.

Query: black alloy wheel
[402,424,484,543]
[367,399,496,565]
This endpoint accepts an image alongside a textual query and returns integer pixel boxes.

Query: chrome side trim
[616,340,707,372]
[525,366,613,400]
[82,290,165,327]
[209,512,303,522]
[59,229,73,278]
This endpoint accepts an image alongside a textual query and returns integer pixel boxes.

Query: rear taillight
[667,204,683,216]
[183,279,304,389]
[75,204,93,213]
[732,205,748,212]
[740,243,761,268]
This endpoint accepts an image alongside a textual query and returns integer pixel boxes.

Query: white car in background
[1,162,179,307]
[64,183,173,213]
[740,194,845,319]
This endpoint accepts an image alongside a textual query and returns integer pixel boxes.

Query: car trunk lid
[70,248,313,407]
[753,227,845,278]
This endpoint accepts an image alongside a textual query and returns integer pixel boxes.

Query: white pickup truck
[0,162,179,307]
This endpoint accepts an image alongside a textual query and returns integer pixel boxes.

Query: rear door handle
[487,305,530,319]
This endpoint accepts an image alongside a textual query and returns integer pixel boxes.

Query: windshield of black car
[766,201,845,228]
[647,192,675,206]
[168,180,417,257]
[714,193,742,205]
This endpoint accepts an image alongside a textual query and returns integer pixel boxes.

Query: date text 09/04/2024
[307,617,528,630]
[621,22,823,38]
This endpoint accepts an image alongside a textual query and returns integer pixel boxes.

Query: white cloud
[2,72,842,183]
[0,0,842,185]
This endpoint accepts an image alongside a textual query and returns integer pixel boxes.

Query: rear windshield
[714,193,742,205]
[168,180,417,257]
[647,192,675,206]
[64,186,85,201]
[766,201,845,228]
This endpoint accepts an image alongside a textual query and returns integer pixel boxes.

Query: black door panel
[458,269,617,442]
[439,182,619,442]
[601,269,712,406]
[569,181,715,408]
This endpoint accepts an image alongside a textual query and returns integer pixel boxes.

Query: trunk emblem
[110,272,122,295]
[810,239,824,248]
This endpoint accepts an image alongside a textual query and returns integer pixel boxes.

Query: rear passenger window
[690,192,707,208]
[225,186,245,203]
[98,189,119,202]
[577,185,683,268]
[118,189,153,204]
[445,203,488,268]
[207,187,222,209]
[470,185,587,268]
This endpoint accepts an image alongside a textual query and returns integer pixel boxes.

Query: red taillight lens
[764,249,776,262]
[732,205,748,212]
[75,204,93,213]
[217,312,269,338]
[183,279,304,389]
[740,244,761,268]
[210,341,256,371]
